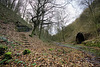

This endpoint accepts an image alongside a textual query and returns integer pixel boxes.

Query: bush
[23,49,31,55]
[3,52,12,59]
[0,52,12,64]
[49,48,54,51]
[0,45,8,56]
[29,35,32,37]
[83,41,100,47]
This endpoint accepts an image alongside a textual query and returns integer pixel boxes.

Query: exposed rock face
[76,32,85,44]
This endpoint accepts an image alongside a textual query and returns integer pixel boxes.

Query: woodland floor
[0,21,99,67]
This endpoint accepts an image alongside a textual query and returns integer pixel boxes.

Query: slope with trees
[52,0,100,44]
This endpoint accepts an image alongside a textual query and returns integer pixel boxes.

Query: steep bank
[52,0,100,44]
[0,3,31,31]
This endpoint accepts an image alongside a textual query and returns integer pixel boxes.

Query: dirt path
[56,44,100,67]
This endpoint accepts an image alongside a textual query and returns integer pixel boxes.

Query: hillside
[0,3,31,31]
[52,0,100,44]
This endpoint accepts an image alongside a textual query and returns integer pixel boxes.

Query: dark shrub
[3,52,12,59]
[23,49,31,55]
[0,45,8,56]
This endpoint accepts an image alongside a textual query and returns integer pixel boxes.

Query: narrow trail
[20,33,31,47]
[55,43,100,67]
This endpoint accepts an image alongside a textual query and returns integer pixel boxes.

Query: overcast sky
[49,0,87,35]
[57,0,86,25]
[22,0,87,35]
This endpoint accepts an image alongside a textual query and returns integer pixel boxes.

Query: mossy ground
[82,37,100,48]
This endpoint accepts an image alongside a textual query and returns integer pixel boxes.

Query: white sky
[49,0,87,35]
[22,0,87,35]
[56,0,65,4]
[50,0,84,26]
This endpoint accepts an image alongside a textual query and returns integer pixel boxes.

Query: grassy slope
[53,0,100,44]
[0,3,31,28]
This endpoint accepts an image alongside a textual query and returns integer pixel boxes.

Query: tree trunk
[31,25,37,37]
[39,23,43,38]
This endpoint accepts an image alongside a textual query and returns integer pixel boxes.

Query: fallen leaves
[0,25,94,67]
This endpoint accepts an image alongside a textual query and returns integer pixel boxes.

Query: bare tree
[0,0,23,15]
[0,0,16,9]
[80,0,99,36]
[29,0,55,37]
[10,0,17,10]
[14,0,23,14]
[0,0,9,6]
[22,0,29,18]
[54,9,69,42]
